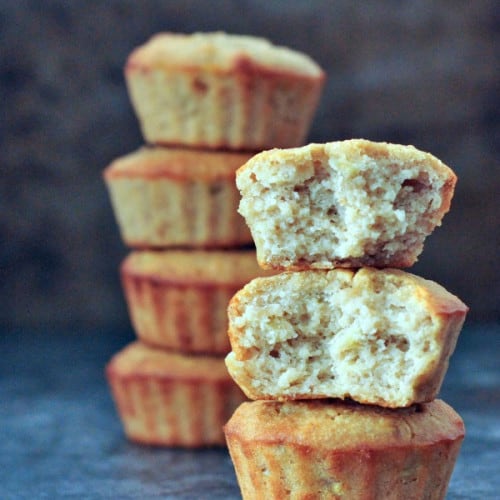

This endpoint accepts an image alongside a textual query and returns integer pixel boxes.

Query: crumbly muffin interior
[227,271,440,406]
[238,146,447,268]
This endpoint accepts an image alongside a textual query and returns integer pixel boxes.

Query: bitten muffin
[225,267,468,407]
[103,146,253,248]
[236,139,457,270]
[121,249,276,354]
[125,32,325,150]
[224,399,465,500]
[106,341,247,447]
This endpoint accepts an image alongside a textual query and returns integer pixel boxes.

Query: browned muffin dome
[106,341,247,447]
[125,32,325,150]
[224,399,464,500]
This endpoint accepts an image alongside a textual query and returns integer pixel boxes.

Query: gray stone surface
[1,1,498,329]
[1,323,499,499]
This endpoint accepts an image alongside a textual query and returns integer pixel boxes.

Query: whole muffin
[224,399,465,500]
[103,146,253,248]
[106,341,247,447]
[236,139,457,270]
[125,32,325,150]
[121,249,275,354]
[225,267,467,407]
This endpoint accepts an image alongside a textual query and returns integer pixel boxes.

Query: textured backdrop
[1,0,498,330]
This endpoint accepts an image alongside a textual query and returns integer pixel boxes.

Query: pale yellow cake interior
[226,269,465,406]
[237,140,454,268]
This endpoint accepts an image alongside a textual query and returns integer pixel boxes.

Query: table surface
[1,323,499,499]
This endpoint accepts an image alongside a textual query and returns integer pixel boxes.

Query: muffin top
[224,399,465,450]
[126,31,324,78]
[237,139,455,184]
[103,147,253,182]
[122,249,275,285]
[107,341,234,382]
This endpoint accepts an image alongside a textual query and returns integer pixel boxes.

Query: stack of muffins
[224,140,468,498]
[103,32,325,447]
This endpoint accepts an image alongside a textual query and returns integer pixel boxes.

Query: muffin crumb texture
[236,139,456,269]
[226,268,467,407]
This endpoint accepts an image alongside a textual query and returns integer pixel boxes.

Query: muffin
[121,249,276,354]
[225,267,468,407]
[125,32,325,150]
[106,341,247,447]
[236,139,457,270]
[103,146,253,248]
[224,399,465,500]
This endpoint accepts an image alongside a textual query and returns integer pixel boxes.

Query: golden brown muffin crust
[121,249,274,286]
[126,32,325,79]
[224,399,464,499]
[104,147,253,181]
[224,399,465,451]
[107,341,233,382]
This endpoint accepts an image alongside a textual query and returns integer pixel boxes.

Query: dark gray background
[2,0,498,331]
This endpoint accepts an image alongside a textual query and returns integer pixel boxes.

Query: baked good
[103,146,253,248]
[224,399,465,500]
[121,249,276,354]
[236,139,457,270]
[125,32,325,150]
[225,267,467,407]
[106,341,247,447]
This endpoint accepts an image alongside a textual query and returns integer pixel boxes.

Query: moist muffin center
[239,151,445,266]
[231,270,437,404]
